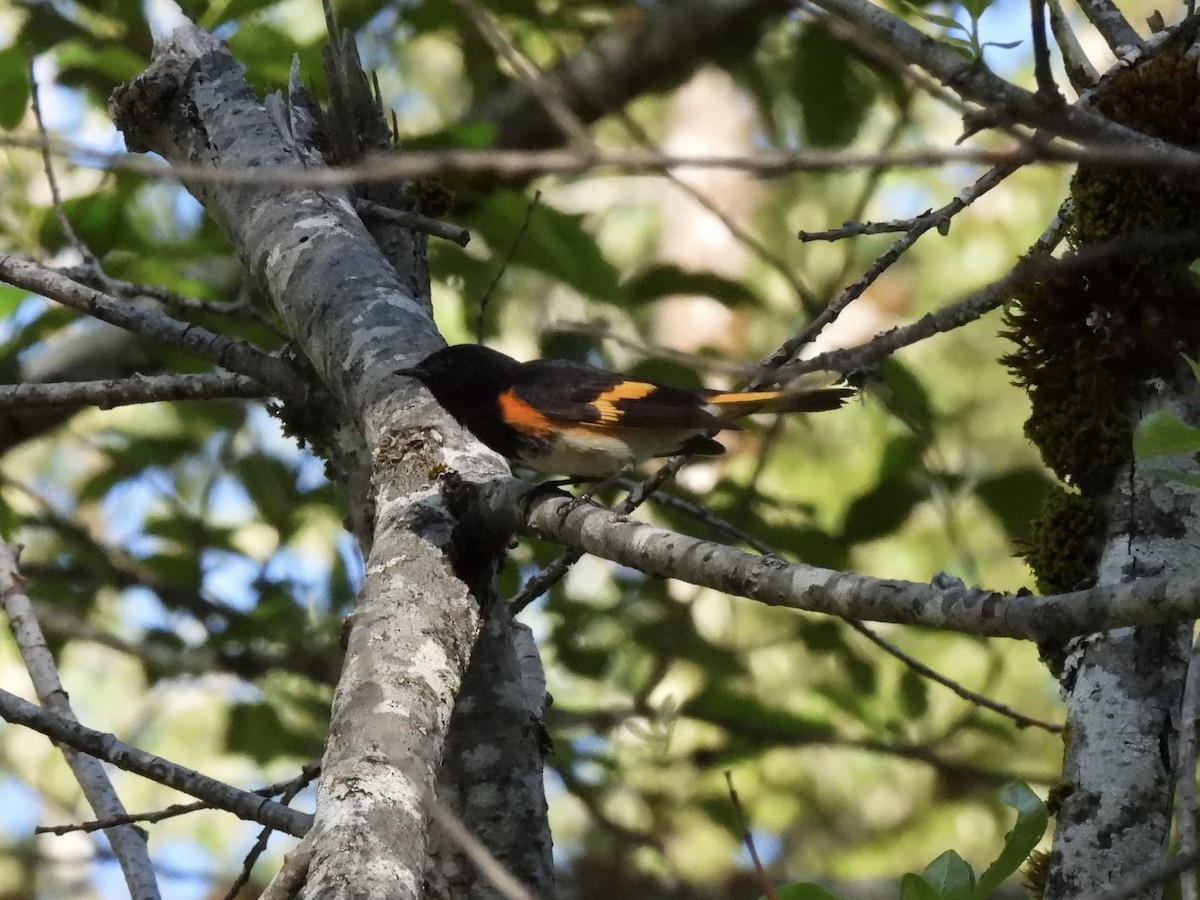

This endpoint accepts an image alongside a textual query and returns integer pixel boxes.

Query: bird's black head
[396,344,521,417]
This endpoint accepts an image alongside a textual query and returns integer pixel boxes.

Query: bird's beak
[395,366,424,380]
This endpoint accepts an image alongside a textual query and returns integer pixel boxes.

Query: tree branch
[0,372,265,410]
[0,686,312,836]
[0,256,308,405]
[1,543,161,900]
[479,477,1200,641]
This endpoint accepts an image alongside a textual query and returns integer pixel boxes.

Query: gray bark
[478,477,1200,640]
[1044,387,1200,898]
[110,26,551,899]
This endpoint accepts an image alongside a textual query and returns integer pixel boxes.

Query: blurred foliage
[0,0,1067,896]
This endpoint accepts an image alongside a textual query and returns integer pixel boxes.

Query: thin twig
[635,482,1062,733]
[1097,848,1200,900]
[222,765,321,900]
[1047,0,1100,92]
[28,61,99,272]
[476,190,541,343]
[355,198,471,246]
[1075,0,1143,52]
[450,0,594,149]
[776,223,1192,382]
[0,255,309,405]
[423,789,539,900]
[1030,0,1063,102]
[35,765,320,836]
[777,161,1021,371]
[14,130,1200,187]
[1,542,162,900]
[725,772,776,900]
[259,832,313,900]
[611,110,819,315]
[0,686,312,836]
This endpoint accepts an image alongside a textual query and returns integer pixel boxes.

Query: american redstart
[397,344,853,479]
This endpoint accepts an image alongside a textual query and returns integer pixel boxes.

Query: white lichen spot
[408,638,455,697]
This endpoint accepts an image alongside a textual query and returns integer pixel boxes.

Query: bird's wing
[510,360,724,431]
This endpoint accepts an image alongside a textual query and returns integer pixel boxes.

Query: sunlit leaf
[975,781,1048,895]
[922,850,975,900]
[0,46,30,129]
[1133,408,1200,458]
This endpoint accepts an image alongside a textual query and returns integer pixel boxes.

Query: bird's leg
[554,467,633,523]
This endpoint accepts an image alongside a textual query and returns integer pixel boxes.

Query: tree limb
[0,371,265,410]
[479,477,1200,641]
[0,542,161,900]
[0,686,312,836]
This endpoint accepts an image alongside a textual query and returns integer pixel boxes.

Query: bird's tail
[704,376,854,420]
[705,387,854,417]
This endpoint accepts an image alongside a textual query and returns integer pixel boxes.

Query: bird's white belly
[522,428,687,477]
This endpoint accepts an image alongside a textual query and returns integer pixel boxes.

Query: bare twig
[778,161,1021,370]
[423,790,538,900]
[355,198,471,246]
[259,832,313,900]
[1030,0,1064,102]
[450,0,594,149]
[1075,0,1143,52]
[1,542,161,900]
[0,255,309,405]
[777,225,1196,381]
[477,190,541,343]
[1097,848,1200,900]
[35,765,320,836]
[0,372,267,410]
[0,686,312,836]
[635,483,1062,732]
[222,765,320,900]
[13,130,1200,187]
[28,61,99,272]
[1047,0,1100,92]
[725,772,775,900]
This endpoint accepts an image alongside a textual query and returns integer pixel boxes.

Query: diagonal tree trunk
[110,25,552,898]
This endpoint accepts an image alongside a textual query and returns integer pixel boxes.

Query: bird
[396,343,853,480]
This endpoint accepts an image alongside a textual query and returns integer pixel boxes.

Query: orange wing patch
[498,388,555,436]
[589,381,658,424]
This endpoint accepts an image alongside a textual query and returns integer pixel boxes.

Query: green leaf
[1183,354,1200,380]
[975,468,1054,541]
[898,667,930,717]
[473,192,620,302]
[233,454,299,534]
[793,28,875,147]
[900,873,945,900]
[623,264,760,308]
[922,850,975,900]
[1133,408,1200,458]
[959,0,997,20]
[901,3,970,34]
[975,781,1048,895]
[841,445,927,543]
[55,39,145,83]
[771,884,846,900]
[0,46,30,130]
[227,699,324,764]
